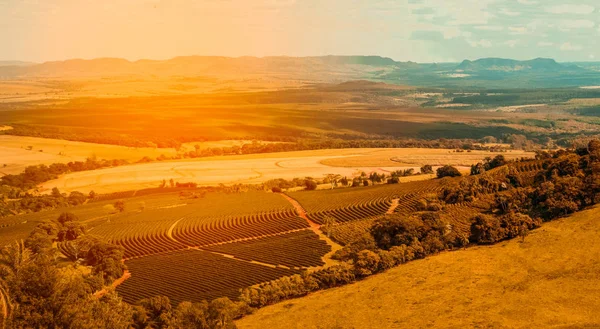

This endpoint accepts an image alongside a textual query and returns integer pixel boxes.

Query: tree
[135,296,172,329]
[304,180,318,191]
[420,165,433,174]
[57,212,79,225]
[322,216,337,238]
[68,191,87,206]
[485,155,506,170]
[51,187,62,198]
[114,200,125,213]
[370,215,425,250]
[340,177,349,186]
[436,165,462,178]
[354,250,381,276]
[469,214,505,244]
[470,163,485,175]
[168,301,209,329]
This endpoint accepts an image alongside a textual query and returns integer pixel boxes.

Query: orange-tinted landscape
[2,1,600,328]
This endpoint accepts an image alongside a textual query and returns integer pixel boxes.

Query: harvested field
[0,135,272,175]
[319,148,532,168]
[38,148,531,194]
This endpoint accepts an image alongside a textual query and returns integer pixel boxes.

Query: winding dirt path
[387,198,400,214]
[279,193,321,231]
[94,270,131,298]
[278,193,342,266]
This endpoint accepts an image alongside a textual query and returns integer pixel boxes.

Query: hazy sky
[2,0,600,63]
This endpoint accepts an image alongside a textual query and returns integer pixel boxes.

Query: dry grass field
[37,148,532,194]
[0,135,274,175]
[319,148,532,167]
[237,206,600,329]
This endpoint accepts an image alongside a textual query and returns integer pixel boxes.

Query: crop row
[441,203,481,236]
[291,180,442,225]
[327,217,378,246]
[173,210,309,247]
[511,160,544,173]
[117,250,299,305]
[393,180,444,215]
[204,229,330,268]
[93,210,309,258]
[307,198,391,224]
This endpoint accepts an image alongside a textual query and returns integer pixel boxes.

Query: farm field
[116,249,301,306]
[237,205,600,329]
[319,148,532,167]
[37,148,531,194]
[290,179,445,224]
[204,230,331,268]
[2,168,468,306]
[0,135,272,175]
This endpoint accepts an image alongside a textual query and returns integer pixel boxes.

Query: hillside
[237,206,600,329]
[0,55,400,80]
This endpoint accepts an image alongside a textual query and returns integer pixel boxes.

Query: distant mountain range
[0,61,36,67]
[456,58,580,72]
[1,56,599,88]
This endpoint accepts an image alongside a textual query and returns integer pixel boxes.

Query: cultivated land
[0,135,272,175]
[237,206,600,329]
[37,148,532,194]
[0,170,449,305]
[5,56,600,328]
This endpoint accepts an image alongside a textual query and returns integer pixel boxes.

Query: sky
[1,0,600,63]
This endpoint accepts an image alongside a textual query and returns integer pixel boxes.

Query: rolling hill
[237,206,600,329]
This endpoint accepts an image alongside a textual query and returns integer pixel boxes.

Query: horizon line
[3,55,600,66]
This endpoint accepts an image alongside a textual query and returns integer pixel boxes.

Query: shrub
[371,215,425,250]
[436,165,462,178]
[354,250,381,277]
[304,180,318,191]
[114,200,125,213]
[469,214,505,244]
[271,186,282,193]
[420,164,434,174]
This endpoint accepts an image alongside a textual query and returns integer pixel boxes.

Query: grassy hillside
[237,206,600,329]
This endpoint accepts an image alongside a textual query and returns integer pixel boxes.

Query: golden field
[238,206,600,329]
[0,135,266,175]
[36,148,532,194]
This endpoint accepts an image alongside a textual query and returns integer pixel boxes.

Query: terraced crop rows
[441,203,481,236]
[87,191,297,257]
[173,210,308,247]
[290,180,442,225]
[116,249,300,305]
[393,180,444,214]
[328,217,378,246]
[204,230,330,268]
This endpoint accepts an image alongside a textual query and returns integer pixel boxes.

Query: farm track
[190,247,285,269]
[278,193,343,265]
[387,198,400,214]
[94,270,131,298]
